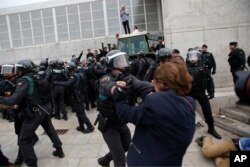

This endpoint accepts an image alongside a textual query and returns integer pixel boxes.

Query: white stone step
[220,107,250,125]
[214,115,250,137]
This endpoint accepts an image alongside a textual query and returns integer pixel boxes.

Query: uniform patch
[17,83,22,86]
[101,76,110,81]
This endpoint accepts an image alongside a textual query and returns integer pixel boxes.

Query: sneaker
[195,136,205,147]
[208,129,222,139]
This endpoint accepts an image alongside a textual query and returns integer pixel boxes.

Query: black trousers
[122,21,131,34]
[102,124,131,167]
[0,149,9,166]
[19,104,62,166]
[190,91,214,129]
[88,79,97,106]
[72,93,91,124]
[52,86,66,116]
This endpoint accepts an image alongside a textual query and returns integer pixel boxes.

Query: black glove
[207,93,214,99]
[113,87,128,102]
[212,71,216,75]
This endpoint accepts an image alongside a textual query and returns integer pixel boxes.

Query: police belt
[32,105,50,115]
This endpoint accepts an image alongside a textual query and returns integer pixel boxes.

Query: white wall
[0,37,116,64]
[162,0,250,88]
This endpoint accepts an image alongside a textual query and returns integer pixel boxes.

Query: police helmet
[40,59,48,68]
[158,48,172,61]
[137,50,145,57]
[67,61,77,71]
[105,50,129,69]
[15,59,36,74]
[48,60,57,68]
[1,64,15,78]
[56,60,64,69]
[87,56,94,63]
[186,50,201,64]
[100,57,106,66]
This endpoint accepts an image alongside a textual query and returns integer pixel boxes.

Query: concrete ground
[0,107,238,167]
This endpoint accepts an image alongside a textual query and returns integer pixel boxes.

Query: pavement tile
[0,109,240,167]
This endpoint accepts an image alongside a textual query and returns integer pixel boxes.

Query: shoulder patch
[101,76,110,81]
[18,83,22,86]
[70,76,74,79]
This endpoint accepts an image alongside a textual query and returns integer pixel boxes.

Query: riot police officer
[201,45,216,98]
[186,50,222,139]
[0,59,64,167]
[97,50,153,167]
[136,51,149,80]
[228,42,246,84]
[158,47,172,66]
[50,60,68,120]
[53,61,94,133]
[143,53,157,82]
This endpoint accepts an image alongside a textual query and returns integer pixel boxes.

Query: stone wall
[162,0,250,88]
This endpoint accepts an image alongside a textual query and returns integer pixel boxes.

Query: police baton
[37,104,50,115]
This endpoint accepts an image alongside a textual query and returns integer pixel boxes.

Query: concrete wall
[0,36,116,64]
[162,0,250,88]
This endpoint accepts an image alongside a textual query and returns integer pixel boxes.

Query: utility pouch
[95,114,108,133]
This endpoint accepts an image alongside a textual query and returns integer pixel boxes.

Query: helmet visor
[112,52,129,68]
[188,51,199,62]
[14,64,24,75]
[1,65,15,77]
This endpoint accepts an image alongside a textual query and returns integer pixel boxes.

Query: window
[79,3,93,38]
[0,16,10,49]
[106,0,119,36]
[20,12,33,46]
[42,8,55,43]
[91,1,105,37]
[9,14,22,47]
[56,6,69,41]
[31,10,44,45]
[67,5,81,40]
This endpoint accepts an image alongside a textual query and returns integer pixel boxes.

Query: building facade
[0,0,162,62]
[0,0,250,87]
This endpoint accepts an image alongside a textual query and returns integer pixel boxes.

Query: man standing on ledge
[228,42,246,84]
[120,5,130,34]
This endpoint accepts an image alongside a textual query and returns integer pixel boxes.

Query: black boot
[14,149,23,166]
[76,118,85,133]
[208,128,222,139]
[91,103,97,108]
[32,134,39,145]
[53,147,65,158]
[83,121,94,133]
[62,114,68,121]
[55,115,61,120]
[98,154,112,167]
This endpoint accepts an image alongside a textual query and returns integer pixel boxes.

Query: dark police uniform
[187,63,221,139]
[53,72,94,133]
[201,52,216,97]
[228,48,246,83]
[0,73,63,166]
[50,69,67,120]
[98,73,153,166]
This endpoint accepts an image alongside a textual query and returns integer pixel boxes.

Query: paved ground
[0,107,238,167]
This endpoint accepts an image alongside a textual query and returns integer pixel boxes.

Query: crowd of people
[0,38,249,167]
